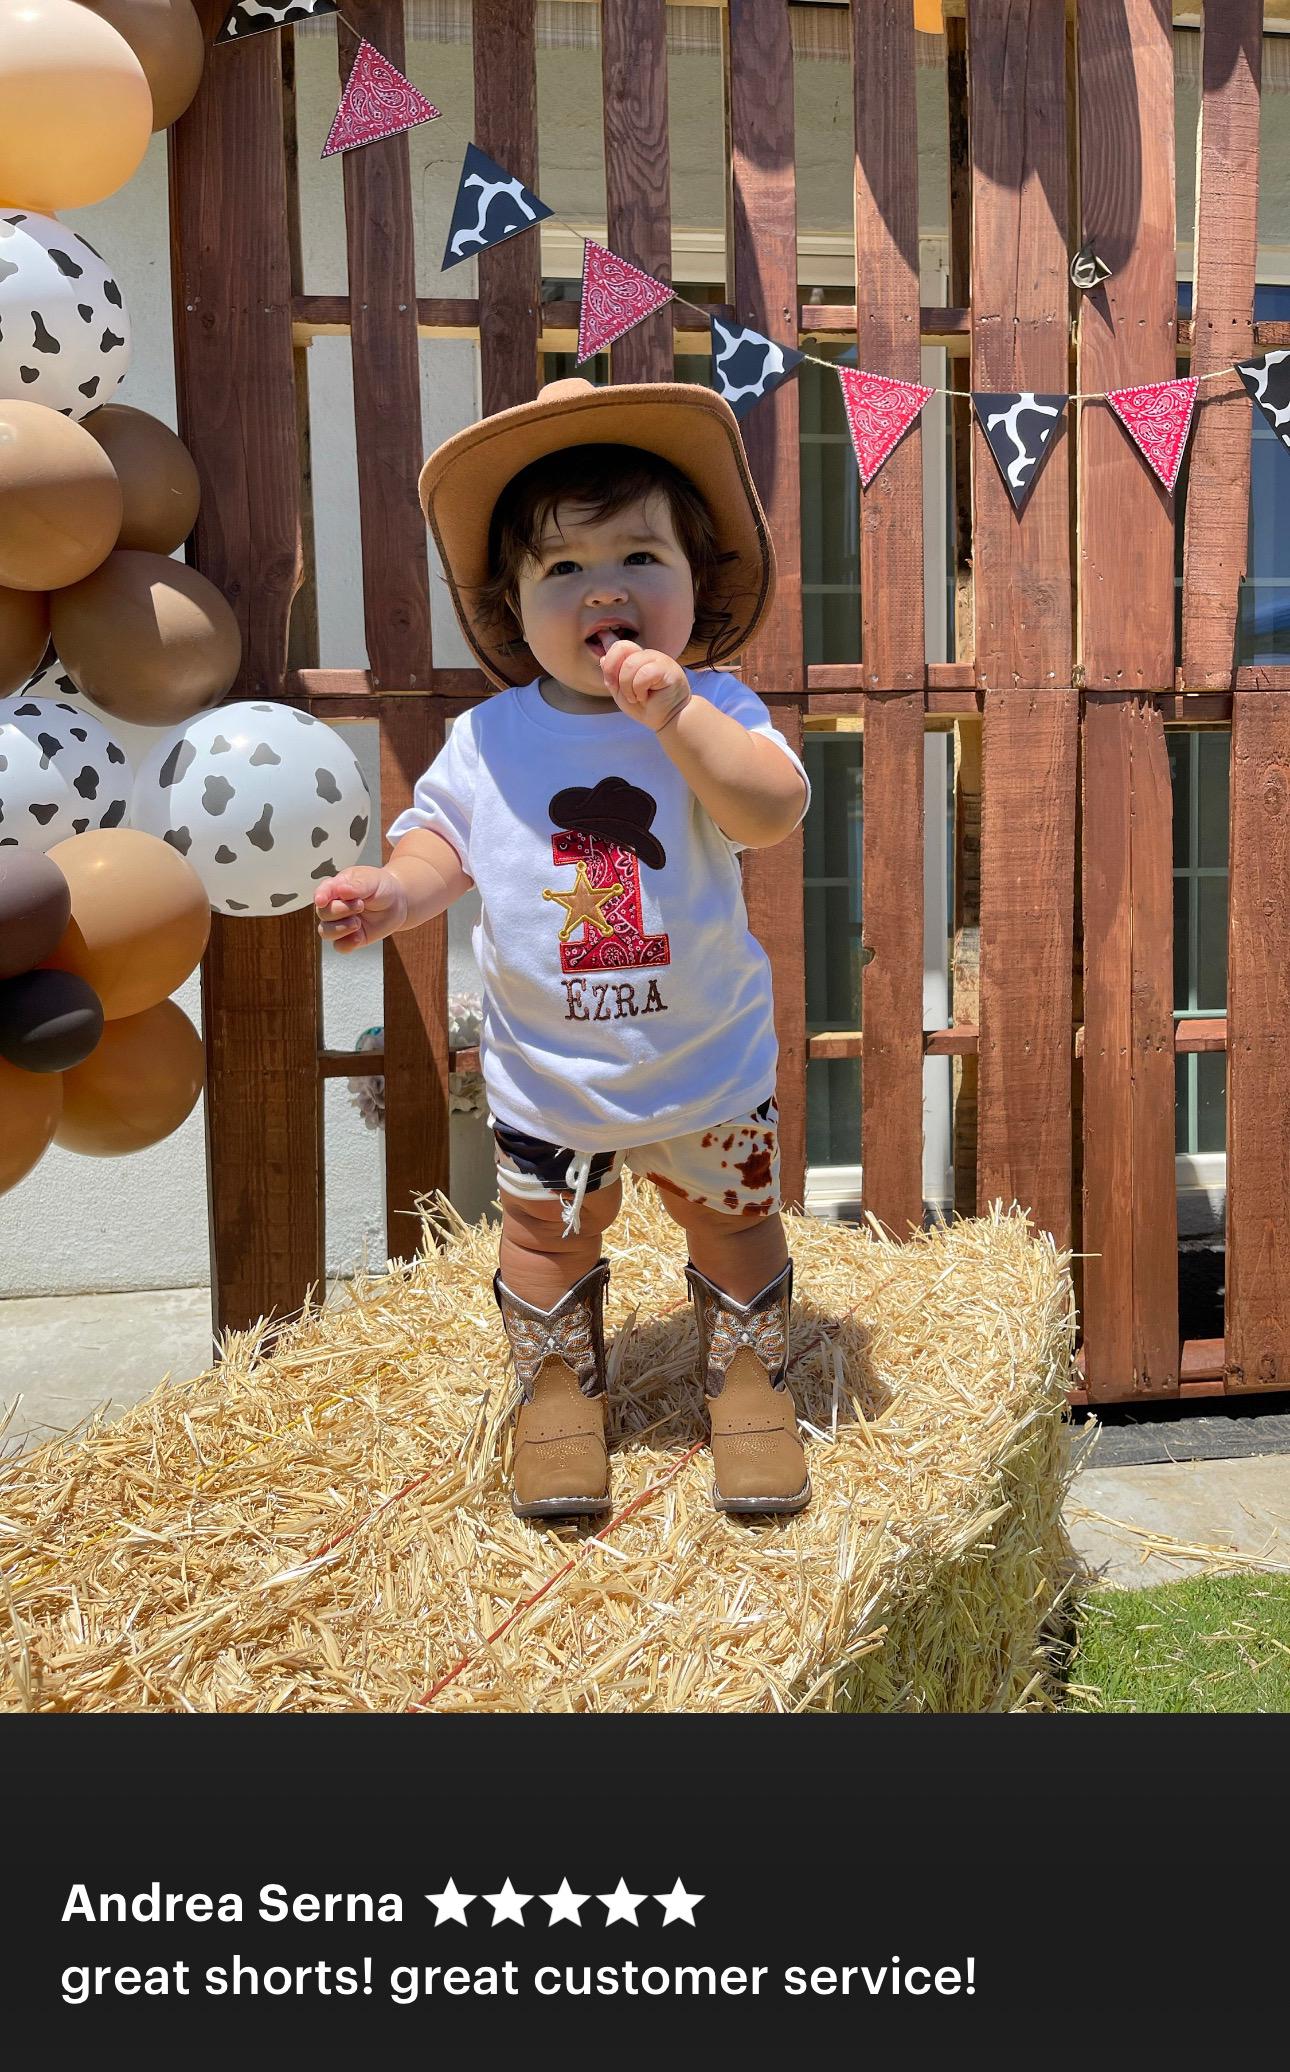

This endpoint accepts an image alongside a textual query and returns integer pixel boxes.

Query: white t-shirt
[385,670,810,1152]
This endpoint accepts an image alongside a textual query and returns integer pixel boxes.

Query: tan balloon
[0,585,50,696]
[49,550,241,727]
[81,405,201,554]
[79,0,205,132]
[0,402,124,593]
[44,827,211,1021]
[0,1051,62,1194]
[54,997,203,1156]
[0,1,152,213]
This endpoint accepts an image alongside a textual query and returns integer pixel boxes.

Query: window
[1169,729,1229,1160]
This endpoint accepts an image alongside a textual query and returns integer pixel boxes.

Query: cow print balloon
[131,701,370,918]
[19,657,170,774]
[0,695,132,854]
[0,212,132,421]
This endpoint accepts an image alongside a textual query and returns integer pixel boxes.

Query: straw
[0,1177,1078,1713]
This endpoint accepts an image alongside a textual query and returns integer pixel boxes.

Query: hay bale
[0,1178,1078,1713]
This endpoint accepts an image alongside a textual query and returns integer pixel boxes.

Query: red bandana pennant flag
[1105,376,1199,493]
[836,368,934,486]
[322,39,441,158]
[577,241,676,364]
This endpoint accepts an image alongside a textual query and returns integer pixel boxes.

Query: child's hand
[314,865,408,952]
[599,639,692,733]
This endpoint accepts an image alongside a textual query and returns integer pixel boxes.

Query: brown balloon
[0,584,51,695]
[0,1050,61,1193]
[44,827,211,1021]
[55,996,203,1156]
[80,0,204,132]
[0,402,124,593]
[80,404,202,554]
[49,550,241,727]
[0,848,72,980]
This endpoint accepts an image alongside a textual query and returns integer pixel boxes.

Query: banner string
[329,14,1247,409]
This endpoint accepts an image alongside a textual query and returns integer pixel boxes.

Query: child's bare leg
[497,1178,623,1310]
[656,1193,789,1302]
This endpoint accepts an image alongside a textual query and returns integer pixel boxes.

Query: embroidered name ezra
[385,669,811,1154]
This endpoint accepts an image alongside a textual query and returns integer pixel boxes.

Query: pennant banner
[576,241,676,363]
[836,369,934,486]
[974,391,1068,511]
[441,143,553,270]
[323,39,440,158]
[1106,376,1199,492]
[1235,351,1290,455]
[218,0,337,39]
[710,317,805,422]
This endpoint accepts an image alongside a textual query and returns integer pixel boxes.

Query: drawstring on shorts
[560,1152,593,1238]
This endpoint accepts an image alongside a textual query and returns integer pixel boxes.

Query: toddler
[315,376,812,1520]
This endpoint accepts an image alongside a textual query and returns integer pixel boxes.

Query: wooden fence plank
[1077,0,1179,1397]
[724,0,807,1206]
[967,3,1076,1258]
[1179,2,1262,690]
[336,3,432,692]
[1226,697,1290,1388]
[380,703,451,1260]
[967,0,1070,690]
[472,0,541,417]
[852,0,926,1239]
[603,0,673,385]
[170,1,321,1334]
[977,692,1076,1250]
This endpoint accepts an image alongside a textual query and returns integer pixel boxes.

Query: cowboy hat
[418,376,776,691]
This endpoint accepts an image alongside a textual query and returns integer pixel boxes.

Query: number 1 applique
[542,776,671,974]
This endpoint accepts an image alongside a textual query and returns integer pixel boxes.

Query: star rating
[542,859,623,942]
[423,1878,704,1926]
[482,1877,532,1925]
[425,1877,474,1926]
[655,1878,703,1926]
[598,1877,647,1925]
[541,1878,589,1925]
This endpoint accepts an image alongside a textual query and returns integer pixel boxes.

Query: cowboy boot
[685,1257,810,1515]
[493,1257,612,1518]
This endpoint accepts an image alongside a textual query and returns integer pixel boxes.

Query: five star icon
[425,1877,474,1926]
[541,1878,589,1925]
[483,1877,532,1926]
[597,1877,647,1926]
[655,1878,703,1926]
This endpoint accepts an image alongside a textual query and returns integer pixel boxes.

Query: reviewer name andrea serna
[62,1885,404,1924]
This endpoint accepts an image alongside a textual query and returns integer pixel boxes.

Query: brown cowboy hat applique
[548,775,667,870]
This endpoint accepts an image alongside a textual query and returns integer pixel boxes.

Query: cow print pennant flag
[322,38,440,157]
[710,316,805,422]
[217,0,338,39]
[441,142,553,271]
[1105,376,1199,493]
[973,391,1068,511]
[836,368,934,486]
[576,242,675,363]
[1235,351,1290,455]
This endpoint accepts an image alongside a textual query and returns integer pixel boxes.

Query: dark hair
[471,443,738,668]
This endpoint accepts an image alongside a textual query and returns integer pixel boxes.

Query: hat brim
[419,381,776,691]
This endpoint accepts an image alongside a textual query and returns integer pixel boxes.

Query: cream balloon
[0,1050,61,1192]
[0,402,123,592]
[79,0,205,132]
[44,826,211,1019]
[0,1,152,213]
[54,997,203,1156]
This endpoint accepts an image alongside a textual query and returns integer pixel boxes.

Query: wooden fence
[168,0,1288,1404]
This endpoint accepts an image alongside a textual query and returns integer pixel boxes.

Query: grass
[1065,1573,1290,1713]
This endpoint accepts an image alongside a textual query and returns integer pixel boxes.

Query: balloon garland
[0,1,371,1196]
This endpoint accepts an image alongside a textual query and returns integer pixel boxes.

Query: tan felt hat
[418,376,776,690]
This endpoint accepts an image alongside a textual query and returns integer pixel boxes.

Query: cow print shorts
[491,1095,782,1229]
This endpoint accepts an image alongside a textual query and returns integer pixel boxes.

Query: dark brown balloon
[0,966,103,1072]
[0,848,72,980]
[0,1050,61,1193]
[55,996,203,1156]
[0,583,50,695]
[49,550,241,727]
[80,404,202,554]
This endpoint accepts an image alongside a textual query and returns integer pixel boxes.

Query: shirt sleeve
[696,672,812,852]
[384,710,477,875]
